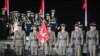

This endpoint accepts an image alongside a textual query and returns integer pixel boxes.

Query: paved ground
[0,40,100,56]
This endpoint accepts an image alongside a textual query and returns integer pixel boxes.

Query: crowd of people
[0,8,58,40]
[0,8,100,56]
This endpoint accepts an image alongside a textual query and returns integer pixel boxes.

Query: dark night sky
[0,0,100,31]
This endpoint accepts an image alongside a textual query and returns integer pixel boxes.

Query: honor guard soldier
[77,21,85,37]
[71,24,83,56]
[13,11,21,32]
[0,8,8,40]
[9,12,13,23]
[13,11,20,23]
[13,23,26,56]
[9,11,19,24]
[45,13,51,24]
[51,10,55,17]
[25,11,32,36]
[78,24,86,55]
[37,21,49,56]
[77,21,85,54]
[38,13,44,23]
[47,24,56,55]
[79,24,85,37]
[18,13,26,32]
[57,24,69,56]
[50,10,57,31]
[29,25,38,56]
[30,12,35,25]
[33,13,40,28]
[20,13,26,24]
[7,23,14,39]
[13,11,19,22]
[26,10,31,17]
[86,22,99,56]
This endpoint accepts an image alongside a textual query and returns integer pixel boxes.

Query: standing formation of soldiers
[0,8,100,56]
[8,9,57,37]
[13,22,99,56]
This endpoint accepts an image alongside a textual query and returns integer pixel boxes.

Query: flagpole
[7,0,9,16]
[43,0,45,20]
[85,0,87,27]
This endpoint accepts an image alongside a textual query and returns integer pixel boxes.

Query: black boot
[63,55,66,56]
[46,55,49,56]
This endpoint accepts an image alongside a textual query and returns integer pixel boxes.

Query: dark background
[0,0,100,32]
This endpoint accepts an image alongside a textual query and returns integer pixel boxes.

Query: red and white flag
[37,21,49,43]
[4,0,9,12]
[39,0,44,15]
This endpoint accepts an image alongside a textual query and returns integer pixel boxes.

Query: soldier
[71,24,83,56]
[38,13,44,23]
[51,10,55,17]
[29,25,38,56]
[13,11,19,22]
[45,13,51,24]
[57,24,69,56]
[33,13,40,28]
[12,11,20,32]
[25,11,32,36]
[77,21,85,37]
[13,23,26,56]
[86,23,99,56]
[20,13,26,23]
[26,11,31,17]
[79,24,85,37]
[20,13,27,31]
[0,8,8,40]
[50,10,57,31]
[9,12,13,23]
[78,24,86,55]
[7,23,14,39]
[30,12,35,25]
[47,24,56,55]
